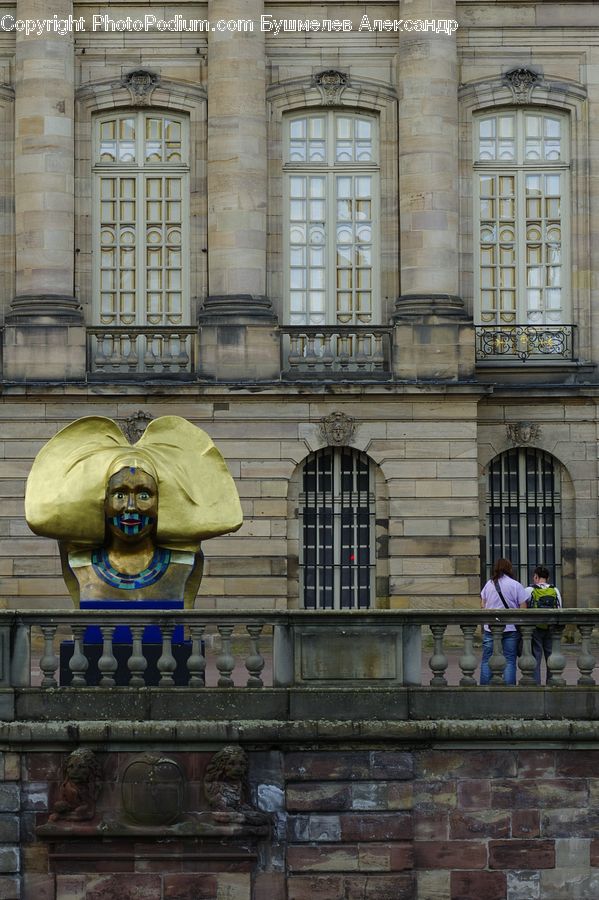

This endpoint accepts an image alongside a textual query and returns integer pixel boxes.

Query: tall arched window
[474,109,571,359]
[486,447,561,585]
[285,111,379,326]
[92,111,189,368]
[300,447,374,609]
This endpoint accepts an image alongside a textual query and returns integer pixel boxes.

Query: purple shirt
[481,575,528,632]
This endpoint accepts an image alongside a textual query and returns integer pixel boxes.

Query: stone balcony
[2,609,599,732]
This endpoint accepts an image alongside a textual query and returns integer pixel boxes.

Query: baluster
[187,624,206,687]
[245,624,265,688]
[321,334,335,369]
[93,335,108,370]
[517,625,536,686]
[372,334,384,370]
[216,624,235,687]
[488,623,507,685]
[577,624,596,686]
[304,334,318,369]
[69,626,89,687]
[127,625,147,687]
[40,626,59,688]
[98,627,118,687]
[355,334,368,369]
[176,335,190,371]
[458,624,477,686]
[288,335,301,368]
[428,624,448,686]
[337,333,351,368]
[158,626,176,686]
[547,624,566,686]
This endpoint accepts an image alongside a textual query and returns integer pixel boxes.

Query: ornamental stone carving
[121,410,154,443]
[506,422,541,445]
[121,755,185,826]
[319,411,355,446]
[503,67,541,104]
[313,69,348,105]
[203,745,269,827]
[49,748,102,822]
[122,69,160,106]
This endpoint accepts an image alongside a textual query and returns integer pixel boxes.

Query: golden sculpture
[25,416,242,608]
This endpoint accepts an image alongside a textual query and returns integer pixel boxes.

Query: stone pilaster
[4,0,85,381]
[198,0,279,380]
[394,0,473,379]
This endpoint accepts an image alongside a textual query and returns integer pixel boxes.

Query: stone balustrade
[1,609,598,711]
[281,326,393,377]
[88,327,196,374]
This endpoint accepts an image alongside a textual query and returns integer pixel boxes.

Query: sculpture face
[104,467,158,543]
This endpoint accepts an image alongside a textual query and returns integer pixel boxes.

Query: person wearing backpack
[525,565,562,685]
[480,558,528,685]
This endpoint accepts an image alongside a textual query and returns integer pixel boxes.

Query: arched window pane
[486,448,561,587]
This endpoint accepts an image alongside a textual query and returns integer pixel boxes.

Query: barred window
[486,448,561,586]
[475,110,569,328]
[93,112,189,328]
[285,112,379,326]
[300,447,374,609]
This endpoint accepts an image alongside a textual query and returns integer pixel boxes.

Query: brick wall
[5,745,599,899]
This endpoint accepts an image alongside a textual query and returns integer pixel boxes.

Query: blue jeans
[480,630,520,685]
[531,627,553,685]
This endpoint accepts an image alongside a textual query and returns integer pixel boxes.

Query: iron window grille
[300,447,375,609]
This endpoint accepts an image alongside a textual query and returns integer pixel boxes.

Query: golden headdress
[25,416,242,551]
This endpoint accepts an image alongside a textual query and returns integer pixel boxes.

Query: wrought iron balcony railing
[281,326,393,378]
[88,327,196,374]
[475,324,575,362]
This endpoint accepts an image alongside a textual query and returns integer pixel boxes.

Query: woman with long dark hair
[480,558,528,685]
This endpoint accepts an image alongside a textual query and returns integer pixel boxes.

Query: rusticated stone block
[590,837,599,866]
[0,786,19,813]
[341,874,414,899]
[555,750,599,777]
[449,810,510,839]
[543,808,599,838]
[506,870,540,900]
[517,750,555,778]
[456,779,490,809]
[340,812,412,842]
[288,815,341,842]
[287,844,359,872]
[0,849,19,875]
[415,750,516,781]
[287,875,344,899]
[0,818,18,843]
[414,841,487,869]
[21,875,53,900]
[285,753,370,781]
[253,873,286,900]
[414,811,448,840]
[164,874,251,899]
[286,783,351,811]
[450,870,507,900]
[87,875,162,898]
[0,876,21,900]
[512,809,540,838]
[492,778,587,809]
[489,839,555,869]
[369,752,413,780]
[414,780,457,809]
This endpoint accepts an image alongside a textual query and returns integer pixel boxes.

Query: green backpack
[528,584,560,629]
